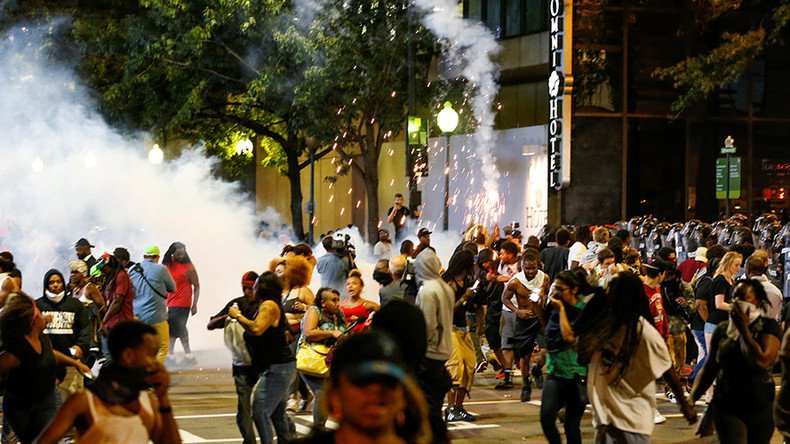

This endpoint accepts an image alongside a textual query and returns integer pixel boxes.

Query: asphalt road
[164,358,786,443]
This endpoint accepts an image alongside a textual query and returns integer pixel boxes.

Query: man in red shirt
[643,261,668,340]
[677,247,708,283]
[163,242,200,366]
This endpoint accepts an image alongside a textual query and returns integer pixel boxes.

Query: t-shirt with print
[644,284,668,339]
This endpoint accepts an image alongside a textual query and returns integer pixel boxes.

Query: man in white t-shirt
[568,225,591,269]
[373,229,394,261]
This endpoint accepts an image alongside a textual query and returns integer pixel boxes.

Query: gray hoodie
[414,248,455,361]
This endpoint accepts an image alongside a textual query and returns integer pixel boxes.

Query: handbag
[296,342,331,377]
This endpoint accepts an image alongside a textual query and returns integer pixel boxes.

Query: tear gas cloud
[0,25,286,355]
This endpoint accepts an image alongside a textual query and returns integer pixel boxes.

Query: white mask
[45,290,65,304]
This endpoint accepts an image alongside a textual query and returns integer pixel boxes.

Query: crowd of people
[0,204,788,443]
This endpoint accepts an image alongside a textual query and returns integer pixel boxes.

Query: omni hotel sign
[548,0,572,190]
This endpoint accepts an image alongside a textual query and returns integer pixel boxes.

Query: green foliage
[654,0,790,114]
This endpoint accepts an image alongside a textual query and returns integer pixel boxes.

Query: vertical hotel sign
[548,0,572,190]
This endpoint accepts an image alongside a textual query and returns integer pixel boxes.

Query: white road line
[176,413,237,420]
[179,429,208,442]
[449,423,501,430]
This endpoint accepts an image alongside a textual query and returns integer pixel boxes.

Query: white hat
[694,247,708,262]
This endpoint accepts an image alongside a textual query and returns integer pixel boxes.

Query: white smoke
[414,0,504,225]
[0,25,286,355]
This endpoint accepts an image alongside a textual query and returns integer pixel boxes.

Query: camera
[331,233,355,258]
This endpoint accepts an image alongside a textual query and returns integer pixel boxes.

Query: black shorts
[513,317,540,360]
[168,306,191,339]
[485,310,502,351]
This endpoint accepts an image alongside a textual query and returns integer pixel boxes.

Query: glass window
[525,0,546,33]
[486,0,502,38]
[504,0,524,37]
[465,0,483,20]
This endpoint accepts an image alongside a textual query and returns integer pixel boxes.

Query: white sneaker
[666,391,677,404]
[654,410,667,424]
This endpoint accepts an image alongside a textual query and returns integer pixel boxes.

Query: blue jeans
[252,361,296,443]
[689,329,707,383]
[233,367,258,444]
[3,386,60,444]
[301,374,327,426]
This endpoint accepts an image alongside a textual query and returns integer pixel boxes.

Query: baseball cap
[694,247,708,262]
[144,245,160,256]
[68,260,88,274]
[75,238,94,248]
[241,271,259,286]
[330,332,408,386]
[477,248,495,264]
[417,228,432,237]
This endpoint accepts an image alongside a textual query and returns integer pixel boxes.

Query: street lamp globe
[437,102,459,134]
[724,135,734,148]
[148,143,164,164]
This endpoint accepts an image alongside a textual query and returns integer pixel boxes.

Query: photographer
[316,236,353,299]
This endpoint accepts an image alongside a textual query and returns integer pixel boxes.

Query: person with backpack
[129,246,176,364]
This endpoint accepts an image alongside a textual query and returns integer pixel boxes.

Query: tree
[299,0,436,243]
[654,0,790,114]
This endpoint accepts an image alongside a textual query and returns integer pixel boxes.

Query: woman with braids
[100,255,135,355]
[0,293,90,443]
[689,279,781,444]
[577,272,696,441]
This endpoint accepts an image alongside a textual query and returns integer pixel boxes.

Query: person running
[163,242,200,366]
[35,320,181,444]
[501,251,549,401]
[0,293,90,444]
[228,272,296,444]
[341,270,379,333]
[36,269,91,400]
[129,246,176,364]
[493,240,522,390]
[540,270,593,444]
[577,272,696,442]
[207,271,259,444]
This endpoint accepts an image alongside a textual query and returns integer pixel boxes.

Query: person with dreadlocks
[100,254,136,358]
[577,272,696,442]
[163,242,200,366]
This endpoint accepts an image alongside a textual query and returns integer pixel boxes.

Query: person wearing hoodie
[36,269,91,400]
[414,248,454,443]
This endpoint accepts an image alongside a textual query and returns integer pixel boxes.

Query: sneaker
[445,407,463,422]
[457,408,477,422]
[520,386,532,402]
[654,410,667,424]
[475,361,488,373]
[666,391,677,404]
[531,365,544,389]
[495,379,514,390]
[181,355,197,366]
[495,371,505,379]
[286,397,298,413]
[298,393,314,412]
[164,356,177,367]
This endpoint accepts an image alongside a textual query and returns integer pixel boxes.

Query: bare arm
[53,350,91,375]
[231,301,278,336]
[695,299,709,322]
[303,308,342,342]
[34,392,88,444]
[0,278,18,307]
[501,281,519,312]
[188,265,200,316]
[86,284,106,311]
[362,299,380,312]
[207,313,228,330]
[714,293,731,312]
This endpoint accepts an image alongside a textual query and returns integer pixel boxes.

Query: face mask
[87,362,151,405]
[45,290,65,304]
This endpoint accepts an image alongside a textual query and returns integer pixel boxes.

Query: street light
[437,101,459,231]
[148,143,164,164]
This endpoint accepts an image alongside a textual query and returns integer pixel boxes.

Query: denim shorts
[703,322,719,335]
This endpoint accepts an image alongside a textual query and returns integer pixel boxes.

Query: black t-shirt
[539,247,569,281]
[5,333,57,403]
[691,275,713,330]
[213,296,259,320]
[243,302,296,373]
[387,206,410,235]
[711,317,782,413]
[706,275,732,325]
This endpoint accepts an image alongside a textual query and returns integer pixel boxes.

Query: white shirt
[568,242,587,268]
[752,274,783,321]
[588,317,672,436]
[373,241,393,261]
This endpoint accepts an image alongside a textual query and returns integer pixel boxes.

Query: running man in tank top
[36,321,181,444]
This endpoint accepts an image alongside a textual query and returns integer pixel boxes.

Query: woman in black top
[0,293,90,444]
[690,279,781,444]
[704,252,742,356]
[229,272,296,444]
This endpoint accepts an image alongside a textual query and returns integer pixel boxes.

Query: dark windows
[463,0,547,39]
